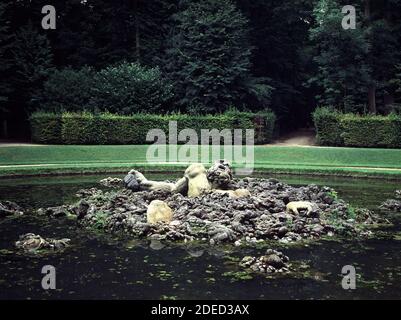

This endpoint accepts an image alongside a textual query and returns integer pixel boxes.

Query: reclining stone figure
[124,160,249,198]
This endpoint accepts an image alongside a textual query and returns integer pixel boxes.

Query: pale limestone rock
[214,188,251,198]
[146,200,173,224]
[286,201,315,215]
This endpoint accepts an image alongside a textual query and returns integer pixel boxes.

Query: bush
[30,112,62,144]
[40,62,174,114]
[41,67,95,112]
[312,107,343,146]
[341,114,401,148]
[91,62,174,114]
[31,110,276,145]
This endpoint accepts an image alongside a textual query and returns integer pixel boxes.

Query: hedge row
[312,107,343,146]
[30,112,63,144]
[30,111,276,145]
[313,107,401,148]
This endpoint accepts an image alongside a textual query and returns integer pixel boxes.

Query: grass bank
[1,145,401,179]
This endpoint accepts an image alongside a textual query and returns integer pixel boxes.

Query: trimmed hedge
[312,107,343,146]
[313,107,401,148]
[31,111,276,145]
[30,112,62,144]
[341,114,401,148]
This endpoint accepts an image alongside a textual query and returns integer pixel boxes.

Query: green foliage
[61,112,106,145]
[313,107,401,148]
[29,112,62,144]
[92,211,109,230]
[4,0,401,135]
[31,110,276,145]
[12,22,54,110]
[389,64,401,113]
[0,2,13,110]
[41,67,95,112]
[237,0,315,127]
[340,113,401,148]
[222,271,253,282]
[308,0,370,112]
[312,107,343,146]
[163,0,271,113]
[134,0,180,66]
[366,18,400,113]
[41,62,174,114]
[326,189,338,201]
[91,62,174,114]
[253,111,277,144]
[225,109,276,144]
[346,206,356,220]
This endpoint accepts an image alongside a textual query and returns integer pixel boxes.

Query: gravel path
[267,128,316,146]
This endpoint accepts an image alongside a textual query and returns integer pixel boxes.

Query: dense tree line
[0,0,401,139]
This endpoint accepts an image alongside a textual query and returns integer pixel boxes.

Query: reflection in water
[0,173,400,299]
[186,247,205,258]
[150,240,166,251]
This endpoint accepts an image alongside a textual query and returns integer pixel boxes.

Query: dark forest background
[1,0,401,140]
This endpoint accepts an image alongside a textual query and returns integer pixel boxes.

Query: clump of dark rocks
[380,190,401,212]
[40,176,385,244]
[15,233,70,252]
[207,159,236,189]
[100,177,123,188]
[37,205,72,218]
[0,201,24,218]
[240,249,290,273]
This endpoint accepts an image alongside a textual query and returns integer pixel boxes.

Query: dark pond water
[0,173,400,300]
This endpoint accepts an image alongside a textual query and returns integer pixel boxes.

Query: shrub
[41,67,95,112]
[40,62,174,114]
[91,62,174,114]
[312,107,343,146]
[31,110,276,145]
[341,114,401,148]
[30,112,62,144]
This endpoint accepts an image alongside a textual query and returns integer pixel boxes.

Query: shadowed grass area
[1,145,401,178]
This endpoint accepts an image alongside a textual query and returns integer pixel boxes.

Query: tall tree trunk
[368,85,376,114]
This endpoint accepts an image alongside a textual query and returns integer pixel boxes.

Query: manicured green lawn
[1,145,401,178]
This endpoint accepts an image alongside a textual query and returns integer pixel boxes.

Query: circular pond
[0,174,400,299]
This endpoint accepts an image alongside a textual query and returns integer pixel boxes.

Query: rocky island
[36,160,386,247]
